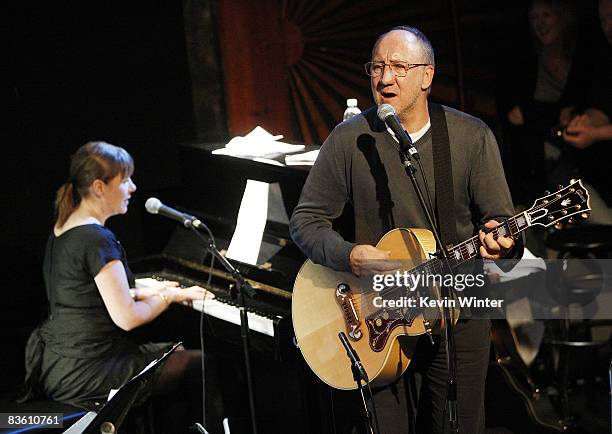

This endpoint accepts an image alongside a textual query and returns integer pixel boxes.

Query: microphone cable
[189,223,217,432]
[365,381,381,434]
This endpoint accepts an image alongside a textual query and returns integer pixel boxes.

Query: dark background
[3,0,605,419]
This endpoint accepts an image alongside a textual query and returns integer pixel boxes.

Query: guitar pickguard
[365,306,419,352]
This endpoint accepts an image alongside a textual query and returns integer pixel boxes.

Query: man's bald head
[372,26,435,67]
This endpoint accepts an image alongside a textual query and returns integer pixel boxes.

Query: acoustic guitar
[292,179,591,390]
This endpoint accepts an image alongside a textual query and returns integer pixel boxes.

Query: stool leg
[557,316,574,424]
[559,345,571,421]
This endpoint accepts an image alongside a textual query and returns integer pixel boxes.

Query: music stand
[64,342,182,434]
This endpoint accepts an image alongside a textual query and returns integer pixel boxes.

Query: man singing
[290,26,521,433]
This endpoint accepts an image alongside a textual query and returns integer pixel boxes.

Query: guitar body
[292,228,441,390]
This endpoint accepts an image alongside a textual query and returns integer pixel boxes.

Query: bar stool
[544,225,612,425]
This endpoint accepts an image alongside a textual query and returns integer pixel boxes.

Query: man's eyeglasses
[364,61,430,77]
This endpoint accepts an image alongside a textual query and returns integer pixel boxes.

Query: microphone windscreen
[377,103,396,121]
[145,197,162,214]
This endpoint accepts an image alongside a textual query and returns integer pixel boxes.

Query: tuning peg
[581,212,590,219]
[567,218,575,224]
[555,222,563,230]
[544,190,550,195]
[558,185,564,190]
[570,178,577,184]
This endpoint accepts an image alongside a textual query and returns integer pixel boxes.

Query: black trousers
[344,319,491,434]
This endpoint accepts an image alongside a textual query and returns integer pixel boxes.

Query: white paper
[212,126,304,158]
[252,157,285,166]
[62,411,98,433]
[226,180,269,264]
[284,149,320,165]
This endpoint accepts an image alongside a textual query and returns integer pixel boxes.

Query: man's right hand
[349,244,401,277]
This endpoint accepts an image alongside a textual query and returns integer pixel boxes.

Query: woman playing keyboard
[20,141,208,432]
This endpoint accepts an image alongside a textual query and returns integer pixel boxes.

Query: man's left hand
[479,220,515,260]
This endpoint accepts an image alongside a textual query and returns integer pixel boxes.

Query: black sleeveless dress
[22,224,172,410]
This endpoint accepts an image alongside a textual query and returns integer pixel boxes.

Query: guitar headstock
[526,179,591,228]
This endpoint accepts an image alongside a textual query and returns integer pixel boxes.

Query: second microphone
[145,197,205,229]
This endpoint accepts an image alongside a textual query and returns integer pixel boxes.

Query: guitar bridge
[335,283,362,340]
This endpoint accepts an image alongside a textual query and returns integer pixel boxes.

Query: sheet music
[226,180,269,265]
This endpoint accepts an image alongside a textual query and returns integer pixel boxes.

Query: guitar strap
[429,102,458,249]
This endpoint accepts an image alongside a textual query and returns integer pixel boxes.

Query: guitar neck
[412,178,590,275]
[446,212,530,268]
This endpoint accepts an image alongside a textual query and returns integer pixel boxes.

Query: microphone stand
[189,225,259,434]
[398,144,459,433]
[338,333,379,434]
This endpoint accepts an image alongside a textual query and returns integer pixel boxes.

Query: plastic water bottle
[343,98,361,121]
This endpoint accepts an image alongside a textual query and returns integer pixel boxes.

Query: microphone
[377,103,420,160]
[338,332,369,382]
[145,197,204,229]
